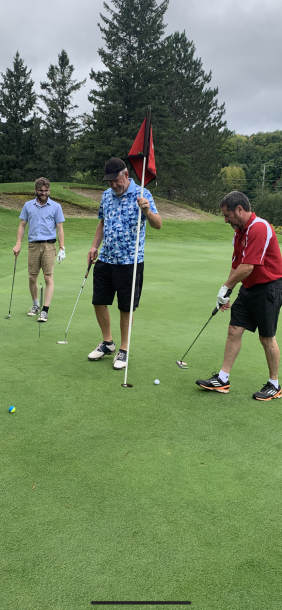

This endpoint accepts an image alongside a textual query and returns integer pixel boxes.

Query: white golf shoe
[27,305,40,316]
[88,341,116,361]
[38,310,48,322]
[113,350,127,370]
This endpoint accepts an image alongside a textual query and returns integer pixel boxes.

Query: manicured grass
[1,210,282,610]
[0,206,232,257]
[0,182,103,209]
[0,181,221,218]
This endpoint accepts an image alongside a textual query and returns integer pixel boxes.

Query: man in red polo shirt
[196,191,282,401]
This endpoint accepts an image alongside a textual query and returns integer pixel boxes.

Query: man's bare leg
[120,311,132,351]
[221,325,245,374]
[259,336,280,379]
[29,274,39,300]
[94,305,112,342]
[44,274,54,307]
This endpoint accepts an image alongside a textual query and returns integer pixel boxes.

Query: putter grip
[85,259,94,277]
[212,288,232,316]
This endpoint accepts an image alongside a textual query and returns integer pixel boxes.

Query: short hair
[219,191,251,212]
[35,177,50,190]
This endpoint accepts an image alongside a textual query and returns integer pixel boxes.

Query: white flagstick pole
[123,155,146,386]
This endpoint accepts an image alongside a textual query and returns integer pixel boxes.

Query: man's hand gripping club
[216,285,232,311]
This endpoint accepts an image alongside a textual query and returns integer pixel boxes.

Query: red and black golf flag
[127,107,156,186]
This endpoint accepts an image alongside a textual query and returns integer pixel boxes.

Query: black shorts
[230,279,282,337]
[92,260,144,312]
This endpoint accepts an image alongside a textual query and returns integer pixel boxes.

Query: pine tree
[160,31,230,206]
[79,0,169,176]
[39,50,86,181]
[0,52,37,182]
[80,1,229,208]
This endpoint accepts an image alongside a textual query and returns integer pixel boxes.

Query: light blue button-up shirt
[19,198,65,242]
[98,179,158,264]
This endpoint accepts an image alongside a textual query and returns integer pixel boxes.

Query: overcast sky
[1,0,281,136]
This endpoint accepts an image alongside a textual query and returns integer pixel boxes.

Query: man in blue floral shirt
[87,157,162,369]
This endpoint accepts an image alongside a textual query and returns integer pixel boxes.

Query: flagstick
[123,156,146,387]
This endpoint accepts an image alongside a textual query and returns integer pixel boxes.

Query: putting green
[1,208,282,610]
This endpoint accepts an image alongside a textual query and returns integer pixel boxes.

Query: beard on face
[37,193,48,203]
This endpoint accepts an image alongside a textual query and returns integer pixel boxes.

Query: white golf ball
[154,379,160,385]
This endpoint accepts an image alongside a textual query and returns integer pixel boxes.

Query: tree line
[221,131,282,223]
[0,0,281,217]
[0,49,85,184]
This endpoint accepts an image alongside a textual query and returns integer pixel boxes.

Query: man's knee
[259,335,277,347]
[228,325,244,339]
[44,274,53,284]
[29,274,38,284]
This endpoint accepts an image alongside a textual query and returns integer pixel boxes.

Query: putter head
[121,383,133,388]
[4,315,11,319]
[176,360,189,369]
[57,340,68,344]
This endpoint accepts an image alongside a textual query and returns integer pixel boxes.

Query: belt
[31,239,56,244]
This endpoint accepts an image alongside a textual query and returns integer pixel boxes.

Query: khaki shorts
[28,242,56,276]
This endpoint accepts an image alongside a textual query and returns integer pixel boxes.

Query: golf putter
[176,288,232,369]
[57,259,94,344]
[5,257,17,319]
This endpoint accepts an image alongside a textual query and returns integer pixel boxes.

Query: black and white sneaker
[253,382,282,401]
[28,305,40,316]
[195,372,230,394]
[113,350,127,370]
[38,311,48,322]
[88,341,116,361]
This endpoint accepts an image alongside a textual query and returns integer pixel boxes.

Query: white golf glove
[57,248,66,264]
[216,285,231,308]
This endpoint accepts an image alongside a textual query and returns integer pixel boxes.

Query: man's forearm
[144,210,162,230]
[92,221,104,248]
[16,223,25,245]
[225,264,254,289]
[57,225,65,249]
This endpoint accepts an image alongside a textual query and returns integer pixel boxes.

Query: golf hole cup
[9,406,16,413]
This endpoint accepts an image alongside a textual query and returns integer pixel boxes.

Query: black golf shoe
[196,373,230,393]
[253,382,282,401]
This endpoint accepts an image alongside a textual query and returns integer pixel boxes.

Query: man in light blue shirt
[13,177,65,322]
[87,157,161,370]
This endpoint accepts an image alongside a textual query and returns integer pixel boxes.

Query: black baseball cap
[103,157,126,181]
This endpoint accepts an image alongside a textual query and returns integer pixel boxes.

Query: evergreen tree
[79,0,169,176]
[0,52,37,182]
[39,50,86,181]
[160,31,229,205]
[80,0,229,208]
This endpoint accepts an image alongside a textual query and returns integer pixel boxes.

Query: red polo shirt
[232,212,282,288]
